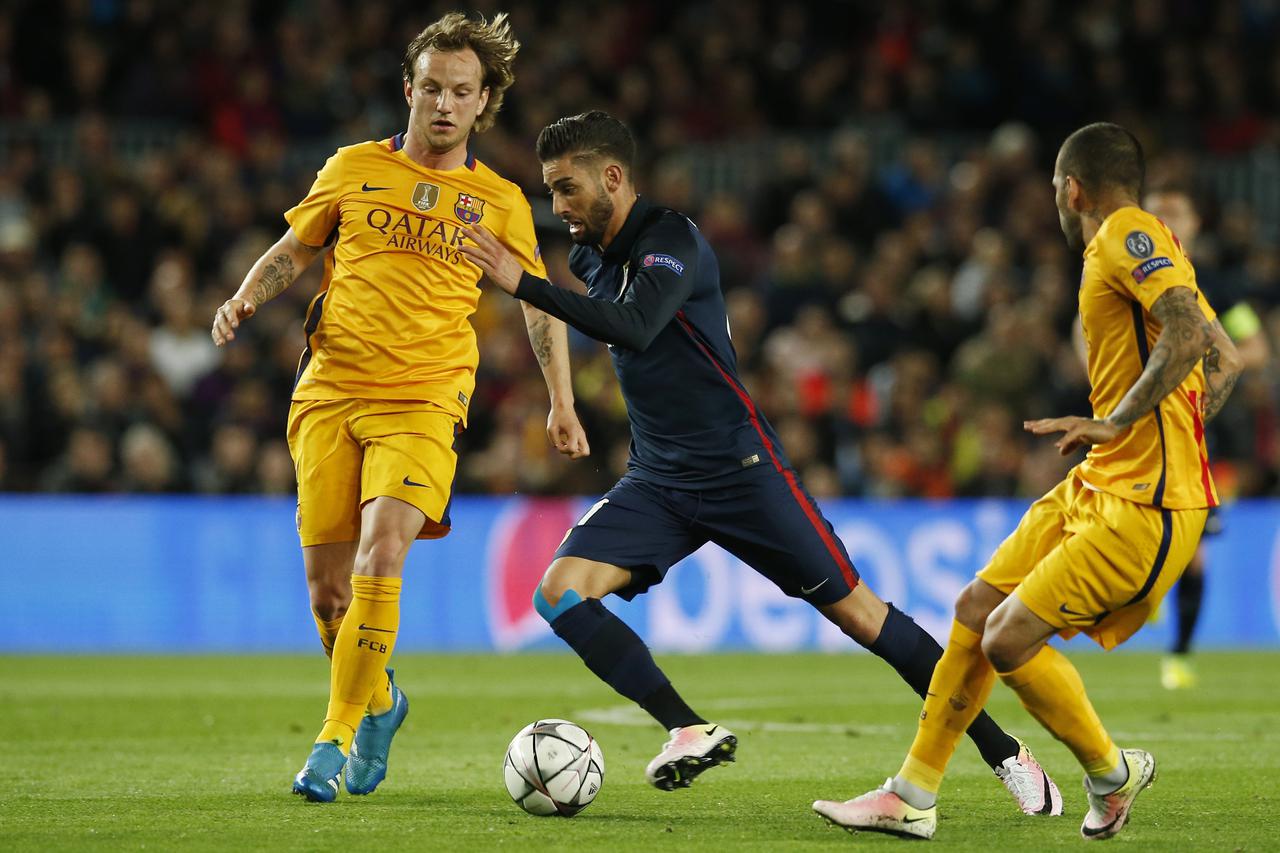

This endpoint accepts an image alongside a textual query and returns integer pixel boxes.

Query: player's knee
[534,559,607,622]
[538,563,569,601]
[980,617,1019,672]
[532,580,584,624]
[309,583,350,622]
[354,537,410,577]
[955,580,999,633]
[832,611,879,647]
[820,585,885,646]
[536,559,631,621]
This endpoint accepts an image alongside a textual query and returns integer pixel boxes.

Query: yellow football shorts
[978,471,1207,650]
[287,398,461,546]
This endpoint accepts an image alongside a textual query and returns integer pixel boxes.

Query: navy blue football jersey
[515,197,791,488]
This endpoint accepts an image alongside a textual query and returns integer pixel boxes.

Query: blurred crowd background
[1,0,1278,500]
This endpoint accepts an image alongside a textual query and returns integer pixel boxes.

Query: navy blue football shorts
[553,471,860,607]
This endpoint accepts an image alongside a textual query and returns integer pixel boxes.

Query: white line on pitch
[574,704,899,735]
[574,704,1270,741]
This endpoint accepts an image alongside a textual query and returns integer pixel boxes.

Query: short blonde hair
[402,11,519,134]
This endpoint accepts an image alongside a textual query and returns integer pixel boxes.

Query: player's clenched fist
[547,404,591,459]
[211,298,257,346]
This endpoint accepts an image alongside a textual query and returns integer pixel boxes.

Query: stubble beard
[575,187,615,246]
[1059,209,1084,252]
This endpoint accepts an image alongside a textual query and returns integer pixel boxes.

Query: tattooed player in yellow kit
[813,123,1242,841]
[210,12,588,801]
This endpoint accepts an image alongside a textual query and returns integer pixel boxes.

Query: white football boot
[813,781,937,840]
[995,737,1065,815]
[1081,749,1157,840]
[644,723,737,790]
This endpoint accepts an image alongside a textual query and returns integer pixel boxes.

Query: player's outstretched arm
[460,224,696,352]
[211,228,325,346]
[1027,286,1214,454]
[521,303,590,458]
[1201,318,1243,422]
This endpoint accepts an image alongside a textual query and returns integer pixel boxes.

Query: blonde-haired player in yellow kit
[210,12,589,802]
[814,123,1243,841]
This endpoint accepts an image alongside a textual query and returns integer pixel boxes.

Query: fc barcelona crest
[454,192,487,224]
[412,182,440,212]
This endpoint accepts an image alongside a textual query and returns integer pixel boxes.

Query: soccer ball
[503,718,604,816]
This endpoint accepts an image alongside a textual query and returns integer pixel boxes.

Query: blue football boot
[292,740,346,802]
[345,668,409,795]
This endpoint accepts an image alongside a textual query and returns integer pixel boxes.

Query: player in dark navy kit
[461,111,1061,815]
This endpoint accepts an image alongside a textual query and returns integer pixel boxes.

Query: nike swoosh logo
[1038,770,1054,815]
[800,578,829,595]
[362,182,392,192]
[1058,603,1088,617]
[359,623,396,634]
[703,725,719,736]
[402,476,431,488]
[902,816,931,823]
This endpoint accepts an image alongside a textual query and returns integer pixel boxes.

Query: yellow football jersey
[1076,205,1218,509]
[285,133,547,422]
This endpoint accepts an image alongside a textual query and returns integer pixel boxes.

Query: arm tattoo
[527,312,554,369]
[1107,288,1211,429]
[249,253,297,305]
[1201,320,1241,422]
[522,306,574,406]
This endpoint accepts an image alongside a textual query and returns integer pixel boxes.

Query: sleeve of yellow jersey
[503,195,549,279]
[284,151,345,248]
[1103,210,1215,322]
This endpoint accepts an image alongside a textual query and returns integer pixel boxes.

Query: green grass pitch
[3,651,1277,851]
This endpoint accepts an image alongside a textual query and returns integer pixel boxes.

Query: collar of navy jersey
[600,195,652,263]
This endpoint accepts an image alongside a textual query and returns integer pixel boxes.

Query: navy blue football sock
[1172,573,1204,655]
[550,598,705,730]
[870,603,1018,768]
[640,683,706,731]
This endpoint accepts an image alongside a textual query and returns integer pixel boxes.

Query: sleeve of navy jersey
[514,207,790,488]
[514,220,697,352]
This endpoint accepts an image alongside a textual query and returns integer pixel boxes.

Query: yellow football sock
[998,645,1120,777]
[899,621,996,794]
[316,575,402,750]
[312,610,344,657]
[366,667,394,715]
[312,609,394,715]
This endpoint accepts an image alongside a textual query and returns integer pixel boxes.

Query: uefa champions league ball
[503,719,604,816]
